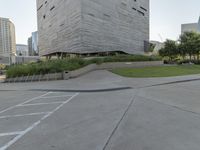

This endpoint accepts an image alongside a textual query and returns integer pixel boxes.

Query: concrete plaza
[0,70,200,150]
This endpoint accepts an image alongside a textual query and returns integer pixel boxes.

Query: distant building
[181,17,200,34]
[0,17,16,65]
[28,31,39,56]
[28,37,32,56]
[15,56,40,64]
[37,0,149,56]
[16,44,28,56]
[150,41,164,54]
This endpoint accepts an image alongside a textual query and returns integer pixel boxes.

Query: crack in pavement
[138,95,200,118]
[102,89,139,150]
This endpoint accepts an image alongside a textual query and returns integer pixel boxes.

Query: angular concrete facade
[181,17,200,34]
[37,0,149,56]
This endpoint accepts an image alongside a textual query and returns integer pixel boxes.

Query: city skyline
[0,0,200,44]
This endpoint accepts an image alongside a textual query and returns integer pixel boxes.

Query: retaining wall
[5,73,63,83]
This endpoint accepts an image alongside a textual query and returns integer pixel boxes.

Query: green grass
[111,65,200,78]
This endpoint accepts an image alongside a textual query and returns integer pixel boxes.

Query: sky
[0,0,200,44]
[0,0,37,44]
[151,0,200,42]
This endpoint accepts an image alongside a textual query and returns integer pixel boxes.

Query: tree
[177,43,187,59]
[179,31,200,61]
[193,34,200,60]
[159,39,178,60]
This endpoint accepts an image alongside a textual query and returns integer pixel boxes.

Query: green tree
[177,43,187,60]
[193,34,200,60]
[159,39,178,60]
[179,31,200,61]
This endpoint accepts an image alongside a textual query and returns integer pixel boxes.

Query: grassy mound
[6,55,161,78]
[111,65,200,78]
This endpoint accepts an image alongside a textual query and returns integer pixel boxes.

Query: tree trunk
[197,53,200,61]
[189,54,192,61]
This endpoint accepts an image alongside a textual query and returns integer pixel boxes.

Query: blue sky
[0,0,37,44]
[0,0,200,44]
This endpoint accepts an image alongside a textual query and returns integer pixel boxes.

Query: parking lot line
[0,92,79,150]
[0,92,51,115]
[0,131,22,137]
[41,95,75,98]
[0,112,50,119]
[20,101,64,107]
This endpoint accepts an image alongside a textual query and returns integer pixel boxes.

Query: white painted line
[41,95,74,98]
[0,93,79,150]
[20,102,64,107]
[0,92,51,115]
[0,131,23,137]
[17,92,52,106]
[0,112,50,119]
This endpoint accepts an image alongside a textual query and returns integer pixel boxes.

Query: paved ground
[0,70,200,149]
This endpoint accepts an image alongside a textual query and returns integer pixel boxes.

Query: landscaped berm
[6,55,161,78]
[111,65,200,78]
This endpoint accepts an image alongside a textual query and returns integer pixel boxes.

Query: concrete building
[15,56,40,64]
[181,17,200,34]
[37,0,149,56]
[16,44,28,56]
[28,31,39,56]
[0,17,16,65]
[150,41,164,54]
[28,37,32,56]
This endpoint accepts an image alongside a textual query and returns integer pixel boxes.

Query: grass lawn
[111,65,200,78]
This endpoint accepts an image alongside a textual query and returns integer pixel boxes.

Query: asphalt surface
[0,70,200,150]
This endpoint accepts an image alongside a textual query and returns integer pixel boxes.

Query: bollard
[14,77,17,83]
[55,72,57,81]
[25,74,29,82]
[47,73,49,81]
[31,75,35,82]
[21,76,24,82]
[39,73,41,82]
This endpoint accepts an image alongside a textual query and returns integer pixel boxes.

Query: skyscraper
[37,0,149,56]
[28,37,33,56]
[28,31,39,56]
[0,17,16,65]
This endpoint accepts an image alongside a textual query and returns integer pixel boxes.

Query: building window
[140,6,147,12]
[132,7,136,11]
[137,10,145,16]
[88,13,95,17]
[37,4,43,11]
[50,6,55,11]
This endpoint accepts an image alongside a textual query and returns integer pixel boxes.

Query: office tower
[0,17,16,64]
